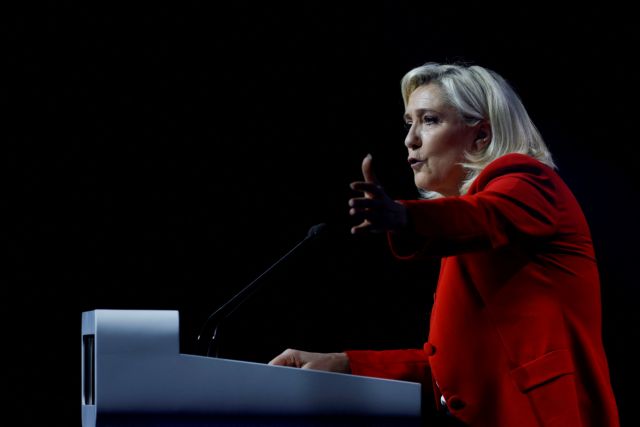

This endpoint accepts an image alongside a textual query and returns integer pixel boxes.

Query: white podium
[81,310,421,426]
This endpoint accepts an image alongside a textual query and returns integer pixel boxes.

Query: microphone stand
[196,223,327,357]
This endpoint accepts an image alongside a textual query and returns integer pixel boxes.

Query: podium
[81,310,422,426]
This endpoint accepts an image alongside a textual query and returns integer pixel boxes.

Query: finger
[350,220,383,235]
[350,181,384,197]
[302,352,351,373]
[348,197,383,210]
[268,354,290,366]
[349,208,386,226]
[268,349,300,367]
[361,153,376,183]
[350,220,371,235]
[349,207,384,223]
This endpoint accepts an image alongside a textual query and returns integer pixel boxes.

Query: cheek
[423,153,466,182]
[431,138,470,168]
[421,130,463,155]
[426,157,457,179]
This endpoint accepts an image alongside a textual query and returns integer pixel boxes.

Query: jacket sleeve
[389,155,561,258]
[345,348,432,383]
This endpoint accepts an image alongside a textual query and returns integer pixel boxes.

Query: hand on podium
[269,349,351,374]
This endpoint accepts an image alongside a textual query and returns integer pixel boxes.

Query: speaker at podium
[81,309,421,426]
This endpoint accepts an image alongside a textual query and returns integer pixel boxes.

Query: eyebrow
[403,108,440,121]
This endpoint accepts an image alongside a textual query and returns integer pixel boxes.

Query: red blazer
[346,154,619,427]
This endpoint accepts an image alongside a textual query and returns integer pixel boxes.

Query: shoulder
[471,153,557,193]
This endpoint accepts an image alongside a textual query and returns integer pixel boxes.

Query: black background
[6,3,639,426]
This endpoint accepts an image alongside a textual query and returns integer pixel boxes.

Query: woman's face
[404,83,478,197]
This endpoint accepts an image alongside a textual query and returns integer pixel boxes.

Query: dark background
[5,3,639,426]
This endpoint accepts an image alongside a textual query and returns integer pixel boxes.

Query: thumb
[361,153,376,183]
[268,349,299,367]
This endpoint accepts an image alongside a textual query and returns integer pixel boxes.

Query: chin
[414,176,435,193]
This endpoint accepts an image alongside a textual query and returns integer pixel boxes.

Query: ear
[473,121,492,152]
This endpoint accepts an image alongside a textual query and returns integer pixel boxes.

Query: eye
[422,115,439,124]
[403,121,413,130]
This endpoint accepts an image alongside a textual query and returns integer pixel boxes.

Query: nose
[404,124,421,150]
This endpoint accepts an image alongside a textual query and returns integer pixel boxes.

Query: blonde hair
[401,62,555,196]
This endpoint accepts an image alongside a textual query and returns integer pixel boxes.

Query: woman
[269,63,619,427]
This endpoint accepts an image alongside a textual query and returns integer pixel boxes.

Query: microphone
[196,223,327,357]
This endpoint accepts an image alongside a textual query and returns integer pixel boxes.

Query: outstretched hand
[268,349,351,373]
[349,154,409,234]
